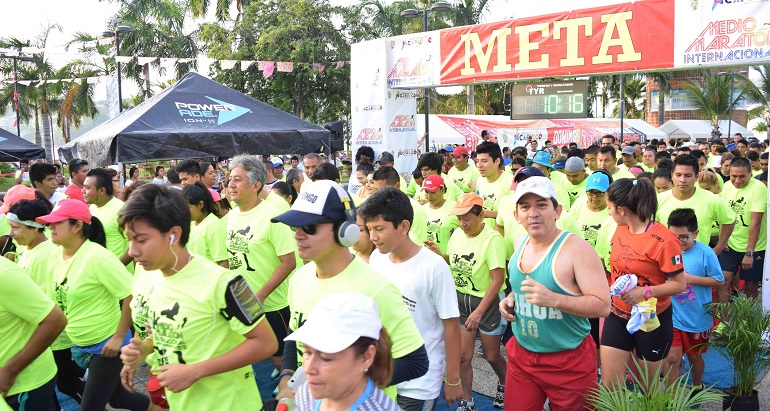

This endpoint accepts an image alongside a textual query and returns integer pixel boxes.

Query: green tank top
[508,231,591,353]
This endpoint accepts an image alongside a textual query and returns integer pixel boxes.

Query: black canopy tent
[59,72,330,166]
[0,127,45,161]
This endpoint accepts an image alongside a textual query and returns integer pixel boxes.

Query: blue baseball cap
[585,172,610,192]
[443,145,454,152]
[532,151,553,169]
[553,161,566,169]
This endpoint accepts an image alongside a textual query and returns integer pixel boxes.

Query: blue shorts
[718,249,765,282]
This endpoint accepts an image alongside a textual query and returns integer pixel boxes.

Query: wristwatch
[746,251,754,257]
[643,285,653,300]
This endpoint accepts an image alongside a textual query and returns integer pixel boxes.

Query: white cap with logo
[511,176,558,205]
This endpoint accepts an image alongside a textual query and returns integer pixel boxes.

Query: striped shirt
[295,381,403,411]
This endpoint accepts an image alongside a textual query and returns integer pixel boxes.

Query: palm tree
[611,75,646,119]
[450,0,494,114]
[648,71,672,126]
[744,65,770,132]
[591,75,620,118]
[358,0,420,38]
[682,69,753,138]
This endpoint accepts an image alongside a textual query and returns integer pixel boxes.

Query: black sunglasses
[291,218,334,235]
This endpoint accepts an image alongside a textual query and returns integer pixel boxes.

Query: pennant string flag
[277,62,293,72]
[220,60,238,70]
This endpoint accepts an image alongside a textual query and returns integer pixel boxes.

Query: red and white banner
[438,116,655,149]
[440,0,675,84]
[386,31,442,89]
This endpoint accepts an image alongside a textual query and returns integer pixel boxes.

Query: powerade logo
[175,96,251,125]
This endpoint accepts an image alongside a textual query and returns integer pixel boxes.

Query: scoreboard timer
[511,80,588,120]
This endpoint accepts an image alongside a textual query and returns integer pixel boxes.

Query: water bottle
[276,398,294,411]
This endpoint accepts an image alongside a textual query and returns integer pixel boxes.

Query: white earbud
[169,233,176,246]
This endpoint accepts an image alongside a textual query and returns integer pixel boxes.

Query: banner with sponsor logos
[674,0,770,68]
[439,0,676,84]
[351,40,420,192]
[437,116,665,149]
[386,31,442,89]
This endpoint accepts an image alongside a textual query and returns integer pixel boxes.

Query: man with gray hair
[226,154,298,369]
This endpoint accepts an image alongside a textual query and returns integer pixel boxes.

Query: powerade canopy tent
[0,127,45,161]
[58,72,330,166]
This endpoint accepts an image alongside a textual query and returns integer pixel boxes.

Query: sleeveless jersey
[508,231,590,353]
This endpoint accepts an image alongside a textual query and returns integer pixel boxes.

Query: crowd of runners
[0,131,767,411]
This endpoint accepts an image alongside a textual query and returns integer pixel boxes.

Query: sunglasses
[291,218,334,235]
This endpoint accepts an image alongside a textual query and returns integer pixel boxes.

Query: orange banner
[440,0,675,84]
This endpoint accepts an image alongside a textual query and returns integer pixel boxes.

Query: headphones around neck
[319,180,360,247]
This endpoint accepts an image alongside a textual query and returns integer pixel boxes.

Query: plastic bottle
[276,398,294,411]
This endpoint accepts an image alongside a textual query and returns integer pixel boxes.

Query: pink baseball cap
[36,199,92,225]
[0,185,37,214]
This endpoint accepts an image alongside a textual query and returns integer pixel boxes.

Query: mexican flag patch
[672,255,681,266]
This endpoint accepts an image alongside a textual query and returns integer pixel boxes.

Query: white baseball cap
[285,293,382,354]
[511,176,558,205]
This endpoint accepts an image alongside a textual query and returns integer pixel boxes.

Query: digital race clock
[510,80,588,120]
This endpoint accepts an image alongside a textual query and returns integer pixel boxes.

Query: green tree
[611,74,646,119]
[683,69,753,138]
[199,0,355,123]
[744,65,770,132]
[449,0,493,114]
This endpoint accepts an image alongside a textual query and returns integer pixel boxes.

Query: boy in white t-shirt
[358,186,463,411]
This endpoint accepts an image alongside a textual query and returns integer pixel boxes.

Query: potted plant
[709,294,770,411]
[588,357,723,410]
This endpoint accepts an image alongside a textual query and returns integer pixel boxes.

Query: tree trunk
[144,64,151,99]
[295,74,304,118]
[657,87,665,126]
[34,107,41,147]
[41,93,53,162]
[467,85,474,114]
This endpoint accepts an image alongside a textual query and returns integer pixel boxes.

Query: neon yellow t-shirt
[188,213,228,264]
[16,240,57,290]
[594,218,619,272]
[447,165,481,193]
[226,200,296,312]
[50,241,132,346]
[640,163,655,173]
[475,171,514,228]
[0,257,57,396]
[410,197,428,243]
[568,196,615,248]
[145,257,262,410]
[561,176,589,208]
[287,257,424,366]
[0,214,9,236]
[655,187,735,245]
[423,200,459,254]
[611,167,636,180]
[414,175,463,203]
[265,191,290,212]
[721,178,768,252]
[446,224,507,298]
[89,197,133,274]
[406,179,418,197]
[549,172,573,211]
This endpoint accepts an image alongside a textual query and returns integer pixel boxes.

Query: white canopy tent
[415,114,510,149]
[659,120,755,141]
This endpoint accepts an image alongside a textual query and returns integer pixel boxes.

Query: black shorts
[589,317,600,346]
[457,290,502,333]
[719,248,765,282]
[601,306,673,362]
[266,306,291,357]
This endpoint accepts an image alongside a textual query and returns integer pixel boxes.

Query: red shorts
[672,329,710,355]
[146,373,169,409]
[505,335,597,411]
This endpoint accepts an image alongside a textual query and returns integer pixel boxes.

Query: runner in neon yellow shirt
[36,199,154,411]
[271,180,427,401]
[118,184,277,411]
[447,146,480,193]
[597,146,635,180]
[183,182,228,267]
[562,157,590,208]
[414,152,463,204]
[226,155,297,369]
[474,142,514,229]
[83,168,133,273]
[421,175,459,255]
[0,256,66,410]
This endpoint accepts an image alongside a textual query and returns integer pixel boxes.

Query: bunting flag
[336,61,345,69]
[137,56,157,65]
[13,90,18,100]
[277,62,293,72]
[259,61,275,78]
[178,58,196,63]
[313,63,326,73]
[160,58,178,65]
[220,60,238,70]
[241,60,255,71]
[115,56,132,63]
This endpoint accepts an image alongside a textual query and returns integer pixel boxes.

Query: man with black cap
[377,151,408,193]
[271,180,429,401]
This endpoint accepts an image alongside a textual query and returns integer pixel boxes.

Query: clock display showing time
[511,80,588,120]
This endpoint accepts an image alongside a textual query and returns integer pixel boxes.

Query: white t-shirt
[369,247,460,400]
[49,191,67,207]
[152,176,168,185]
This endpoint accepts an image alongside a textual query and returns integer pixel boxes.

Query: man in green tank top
[498,176,610,411]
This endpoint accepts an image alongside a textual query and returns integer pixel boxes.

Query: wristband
[643,285,653,300]
[278,371,294,380]
[444,378,461,387]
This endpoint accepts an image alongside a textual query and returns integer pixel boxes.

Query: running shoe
[492,383,505,408]
[456,399,477,411]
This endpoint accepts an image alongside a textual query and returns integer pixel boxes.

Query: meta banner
[439,0,675,84]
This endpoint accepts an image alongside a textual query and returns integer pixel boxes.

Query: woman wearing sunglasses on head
[35,200,156,411]
[118,184,278,411]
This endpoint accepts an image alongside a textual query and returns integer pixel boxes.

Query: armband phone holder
[223,275,265,326]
